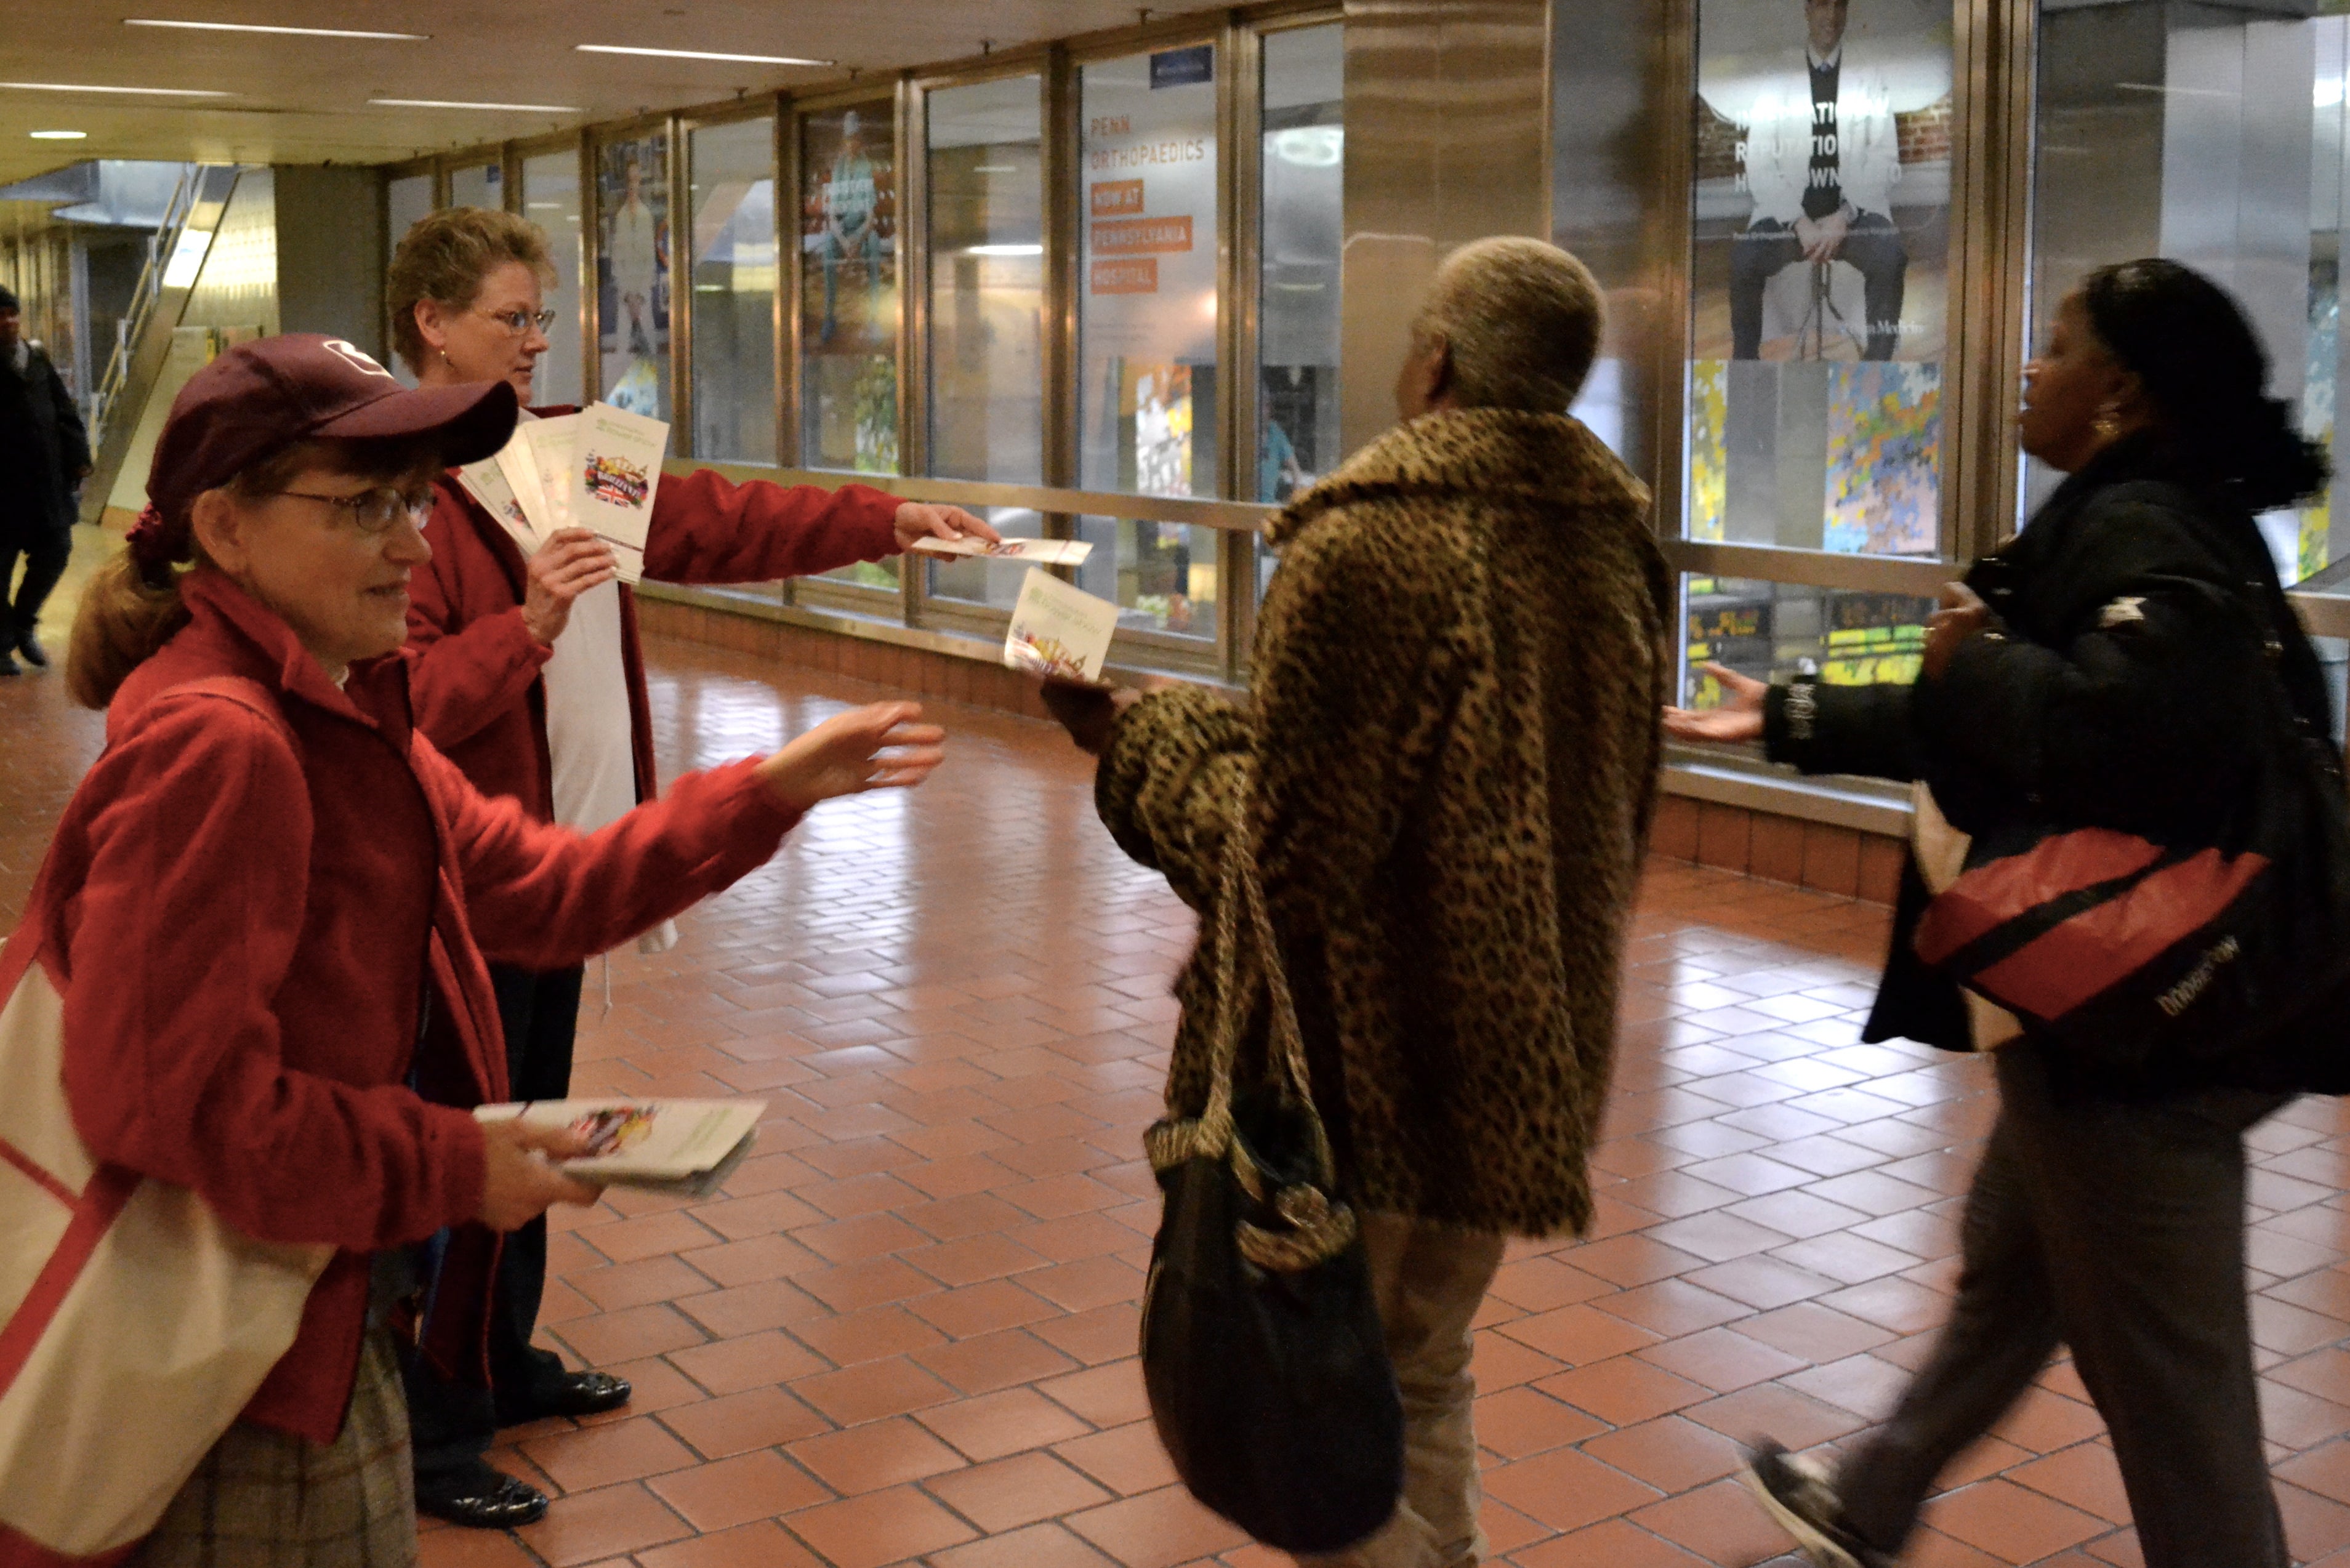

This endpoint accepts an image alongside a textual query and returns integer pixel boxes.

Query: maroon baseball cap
[145,333,517,528]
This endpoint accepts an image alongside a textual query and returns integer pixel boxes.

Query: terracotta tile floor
[10,624,2350,1568]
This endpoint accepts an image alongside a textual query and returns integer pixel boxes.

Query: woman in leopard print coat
[1093,362,1672,1241]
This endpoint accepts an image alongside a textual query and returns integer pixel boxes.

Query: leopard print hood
[1097,406,1672,1238]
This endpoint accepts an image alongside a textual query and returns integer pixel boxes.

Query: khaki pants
[1295,1214,1507,1568]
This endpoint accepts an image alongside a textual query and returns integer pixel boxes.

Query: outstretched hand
[1662,662,1768,744]
[893,503,1002,553]
[756,701,947,813]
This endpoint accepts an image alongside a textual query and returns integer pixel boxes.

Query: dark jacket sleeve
[44,356,89,477]
[1762,678,1921,782]
[1914,494,2272,837]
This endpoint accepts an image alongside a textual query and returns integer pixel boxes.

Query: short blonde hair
[1414,238,1605,414]
[386,206,556,374]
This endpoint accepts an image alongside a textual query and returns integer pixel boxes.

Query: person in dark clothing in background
[1666,259,2330,1568]
[0,284,92,676]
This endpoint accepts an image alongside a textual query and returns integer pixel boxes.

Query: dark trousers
[1837,1046,2291,1568]
[404,961,586,1481]
[0,526,70,640]
[1728,211,1908,361]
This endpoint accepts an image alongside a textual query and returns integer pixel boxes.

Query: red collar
[175,571,416,752]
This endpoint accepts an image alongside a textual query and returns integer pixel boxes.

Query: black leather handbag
[1138,810,1404,1553]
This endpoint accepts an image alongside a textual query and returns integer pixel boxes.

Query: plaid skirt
[129,1329,416,1568]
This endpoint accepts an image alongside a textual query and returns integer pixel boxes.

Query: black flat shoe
[499,1369,632,1425]
[14,632,46,669]
[415,1463,547,1529]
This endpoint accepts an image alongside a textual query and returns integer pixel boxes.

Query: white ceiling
[2,1,1234,188]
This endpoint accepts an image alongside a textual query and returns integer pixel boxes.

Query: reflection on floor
[6,629,2350,1568]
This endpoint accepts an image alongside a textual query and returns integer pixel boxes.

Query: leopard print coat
[1096,407,1672,1237]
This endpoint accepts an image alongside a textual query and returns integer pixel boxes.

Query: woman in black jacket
[1667,259,2333,1568]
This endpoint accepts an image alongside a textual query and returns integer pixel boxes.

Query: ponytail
[2082,259,2333,510]
[66,547,192,710]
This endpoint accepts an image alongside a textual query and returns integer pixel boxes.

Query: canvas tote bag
[0,678,332,1568]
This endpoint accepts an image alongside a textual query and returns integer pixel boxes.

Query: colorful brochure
[910,536,1094,566]
[456,455,538,555]
[473,1097,765,1197]
[1003,568,1119,682]
[569,404,669,585]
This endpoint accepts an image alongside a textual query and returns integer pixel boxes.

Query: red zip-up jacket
[33,571,801,1442]
[406,424,901,818]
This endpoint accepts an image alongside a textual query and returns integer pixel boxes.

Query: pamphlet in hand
[1004,568,1119,682]
[519,414,577,536]
[909,536,1093,566]
[569,404,670,585]
[473,1097,765,1197]
[456,456,539,555]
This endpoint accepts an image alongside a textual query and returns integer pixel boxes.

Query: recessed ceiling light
[574,44,832,66]
[369,98,581,113]
[30,129,88,139]
[124,18,429,39]
[0,81,233,97]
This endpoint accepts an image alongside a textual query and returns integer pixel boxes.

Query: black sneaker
[1741,1439,1889,1568]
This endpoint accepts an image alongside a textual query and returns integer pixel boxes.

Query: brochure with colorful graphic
[456,455,539,555]
[910,536,1094,566]
[1003,568,1119,681]
[473,1097,765,1197]
[569,404,669,584]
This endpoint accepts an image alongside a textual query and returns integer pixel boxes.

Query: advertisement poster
[1079,45,1218,499]
[800,102,899,474]
[1686,0,1951,560]
[597,134,670,420]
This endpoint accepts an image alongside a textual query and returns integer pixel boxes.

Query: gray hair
[1413,237,1605,414]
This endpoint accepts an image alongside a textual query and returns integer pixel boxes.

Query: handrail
[669,457,1281,534]
[90,162,201,445]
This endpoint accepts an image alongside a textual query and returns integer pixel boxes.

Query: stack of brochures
[455,403,670,584]
[473,1098,765,1198]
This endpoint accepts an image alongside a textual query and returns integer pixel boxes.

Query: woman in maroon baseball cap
[21,334,944,1561]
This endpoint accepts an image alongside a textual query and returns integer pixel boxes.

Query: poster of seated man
[1700,0,1950,363]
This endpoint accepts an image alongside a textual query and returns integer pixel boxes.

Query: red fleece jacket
[32,572,800,1442]
[406,430,901,818]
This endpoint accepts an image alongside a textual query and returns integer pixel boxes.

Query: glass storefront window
[596,134,671,419]
[447,160,501,212]
[1688,0,1953,556]
[2032,4,2350,600]
[927,74,1046,608]
[1075,515,1220,641]
[687,117,778,464]
[521,150,585,411]
[1079,42,1221,637]
[921,507,1049,609]
[800,100,901,478]
[1259,25,1342,506]
[1680,574,1937,706]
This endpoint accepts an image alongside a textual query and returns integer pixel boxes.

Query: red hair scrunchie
[124,504,188,590]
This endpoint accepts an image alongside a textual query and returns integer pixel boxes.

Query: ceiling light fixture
[0,81,233,97]
[30,129,89,139]
[370,97,582,113]
[124,18,429,39]
[575,44,832,66]
[967,243,1044,256]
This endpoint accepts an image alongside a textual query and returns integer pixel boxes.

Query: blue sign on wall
[1150,45,1215,89]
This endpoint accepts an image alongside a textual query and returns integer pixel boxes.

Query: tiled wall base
[1648,794,1905,904]
[638,597,1907,906]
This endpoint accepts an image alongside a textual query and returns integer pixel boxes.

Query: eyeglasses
[270,486,435,534]
[477,306,558,337]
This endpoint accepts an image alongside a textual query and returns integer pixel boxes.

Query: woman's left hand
[894,503,1002,553]
[1923,582,1993,680]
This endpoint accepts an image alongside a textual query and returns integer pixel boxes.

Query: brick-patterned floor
[9,623,2350,1568]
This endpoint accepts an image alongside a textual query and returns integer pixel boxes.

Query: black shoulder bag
[1138,808,1404,1553]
